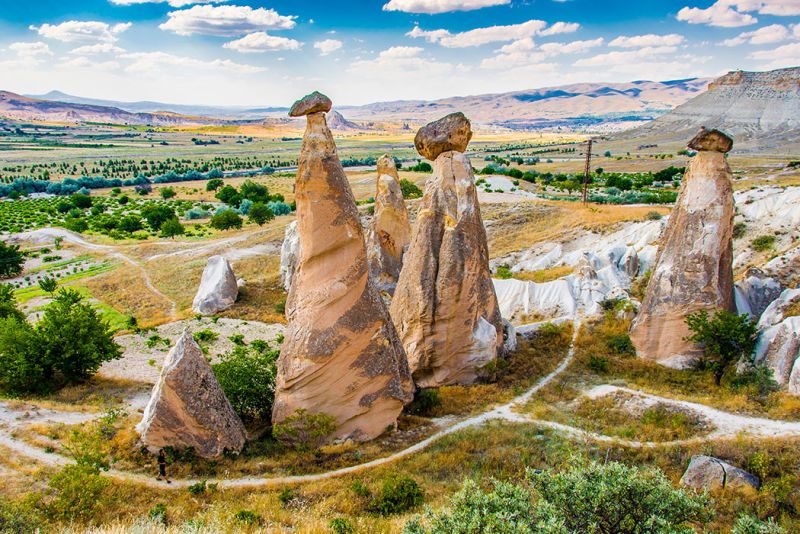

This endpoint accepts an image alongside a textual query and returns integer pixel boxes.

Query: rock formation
[272,92,413,442]
[734,267,783,318]
[630,128,736,368]
[680,455,760,492]
[279,220,300,292]
[137,331,246,457]
[192,255,238,315]
[366,154,411,294]
[753,288,800,394]
[390,113,504,388]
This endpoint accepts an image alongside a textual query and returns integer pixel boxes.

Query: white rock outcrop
[753,288,800,394]
[734,268,783,318]
[279,221,300,292]
[192,255,238,315]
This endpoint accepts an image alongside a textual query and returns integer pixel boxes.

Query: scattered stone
[279,220,300,293]
[391,115,504,388]
[680,455,760,492]
[366,154,412,294]
[273,94,414,442]
[288,91,332,117]
[414,112,473,161]
[687,127,733,153]
[630,131,736,368]
[503,320,517,353]
[192,255,238,315]
[136,331,246,458]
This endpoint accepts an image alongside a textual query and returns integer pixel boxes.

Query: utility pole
[582,139,593,205]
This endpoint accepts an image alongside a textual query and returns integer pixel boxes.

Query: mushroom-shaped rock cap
[289,91,332,117]
[414,112,473,161]
[688,127,733,153]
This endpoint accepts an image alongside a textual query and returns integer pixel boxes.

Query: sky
[0,0,798,107]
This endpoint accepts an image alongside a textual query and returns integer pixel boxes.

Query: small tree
[210,210,243,231]
[160,187,176,200]
[685,309,759,386]
[141,204,176,231]
[0,241,24,278]
[212,341,279,423]
[206,178,224,191]
[160,217,184,239]
[38,276,58,294]
[118,215,143,233]
[249,202,274,226]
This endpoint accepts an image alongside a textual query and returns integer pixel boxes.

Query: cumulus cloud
[349,46,456,78]
[539,38,604,55]
[573,46,678,67]
[407,20,578,48]
[382,0,509,14]
[120,51,265,74]
[609,33,686,48]
[677,1,800,28]
[159,5,296,36]
[721,24,791,45]
[60,57,121,70]
[110,0,226,6]
[313,39,343,55]
[748,41,800,68]
[30,21,132,43]
[69,43,125,55]
[223,32,302,53]
[482,37,602,69]
[8,41,52,59]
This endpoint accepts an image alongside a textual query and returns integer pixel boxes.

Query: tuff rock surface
[366,154,411,294]
[289,91,332,117]
[192,255,238,315]
[391,116,503,388]
[680,455,760,492]
[136,331,246,458]
[414,112,472,161]
[272,93,413,442]
[734,267,783,319]
[279,220,300,293]
[630,129,736,368]
[753,288,800,394]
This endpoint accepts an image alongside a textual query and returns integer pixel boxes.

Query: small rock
[687,127,733,153]
[414,112,473,161]
[680,455,760,492]
[288,91,332,117]
[192,255,238,315]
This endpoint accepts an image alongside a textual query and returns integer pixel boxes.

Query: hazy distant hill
[628,68,800,147]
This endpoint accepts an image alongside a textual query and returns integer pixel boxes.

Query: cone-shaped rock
[272,92,414,442]
[630,128,736,368]
[192,255,238,315]
[390,115,504,388]
[366,154,411,294]
[137,331,246,458]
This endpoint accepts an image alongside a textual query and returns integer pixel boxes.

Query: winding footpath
[3,319,800,490]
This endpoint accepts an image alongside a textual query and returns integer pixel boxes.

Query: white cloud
[8,41,52,59]
[539,38,604,55]
[120,51,266,74]
[313,39,343,55]
[349,46,456,78]
[721,24,791,45]
[408,20,578,48]
[748,41,800,68]
[69,43,125,55]
[382,0,509,14]
[609,33,685,48]
[677,1,800,28]
[30,21,132,43]
[59,57,121,70]
[497,37,536,54]
[223,32,302,53]
[159,5,296,36]
[573,46,678,67]
[794,24,800,39]
[110,0,226,6]
[482,37,601,69]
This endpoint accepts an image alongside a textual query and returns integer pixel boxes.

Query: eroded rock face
[414,112,472,161]
[391,118,503,388]
[192,255,238,315]
[136,331,246,458]
[734,267,783,319]
[366,155,411,294]
[289,91,332,117]
[272,94,414,442]
[680,455,760,492]
[279,221,300,293]
[630,130,736,368]
[754,288,800,394]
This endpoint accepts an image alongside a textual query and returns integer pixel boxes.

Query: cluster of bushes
[399,179,423,199]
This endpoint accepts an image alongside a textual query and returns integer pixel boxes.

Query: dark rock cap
[688,127,733,153]
[414,112,473,161]
[289,91,333,117]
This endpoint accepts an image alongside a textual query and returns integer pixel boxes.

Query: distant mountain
[628,67,800,147]
[327,110,361,131]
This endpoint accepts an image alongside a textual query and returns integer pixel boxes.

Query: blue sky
[0,0,798,106]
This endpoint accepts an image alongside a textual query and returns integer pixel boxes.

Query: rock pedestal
[136,331,246,458]
[272,92,414,442]
[192,255,238,315]
[630,129,736,368]
[390,113,504,388]
[366,154,411,294]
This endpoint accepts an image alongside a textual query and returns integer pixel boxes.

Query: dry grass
[84,264,176,328]
[513,265,574,283]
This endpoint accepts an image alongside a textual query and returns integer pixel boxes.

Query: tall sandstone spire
[630,128,736,368]
[390,112,504,388]
[366,154,412,295]
[272,92,413,442]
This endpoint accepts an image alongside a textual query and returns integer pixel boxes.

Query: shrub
[404,388,442,416]
[160,217,184,239]
[408,161,432,173]
[216,185,242,206]
[0,241,24,278]
[141,204,176,231]
[751,235,776,252]
[234,510,261,525]
[118,215,143,233]
[645,210,663,220]
[278,488,295,506]
[70,193,93,209]
[495,264,512,279]
[330,517,355,533]
[733,222,747,239]
[588,355,610,373]
[400,179,423,199]
[370,474,424,516]
[38,276,58,293]
[46,463,109,521]
[732,514,785,534]
[606,334,636,356]
[210,210,243,231]
[730,364,780,403]
[249,202,274,226]
[206,178,224,191]
[0,285,24,321]
[149,503,168,526]
[685,309,759,386]
[272,409,337,450]
[187,480,207,496]
[212,342,279,423]
[160,187,176,199]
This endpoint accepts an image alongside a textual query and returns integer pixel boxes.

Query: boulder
[289,91,332,117]
[688,127,734,153]
[630,129,736,368]
[680,455,760,492]
[502,319,518,353]
[136,331,246,458]
[279,220,300,292]
[366,154,411,294]
[734,267,783,319]
[272,92,414,442]
[391,115,504,388]
[192,255,238,315]
[754,288,800,393]
[414,112,472,161]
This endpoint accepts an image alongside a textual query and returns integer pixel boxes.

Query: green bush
[330,517,355,534]
[732,514,785,534]
[370,474,424,516]
[210,210,243,230]
[404,388,442,416]
[234,510,261,525]
[273,409,337,451]
[751,235,776,252]
[148,503,168,526]
[645,210,663,220]
[399,179,423,199]
[733,222,747,239]
[193,329,218,344]
[606,334,636,356]
[249,202,274,226]
[141,204,176,231]
[495,264,513,279]
[278,488,295,506]
[206,178,224,191]
[212,341,279,423]
[588,355,610,373]
[160,217,184,238]
[685,309,759,386]
[187,480,207,496]
[46,463,109,521]
[0,241,24,278]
